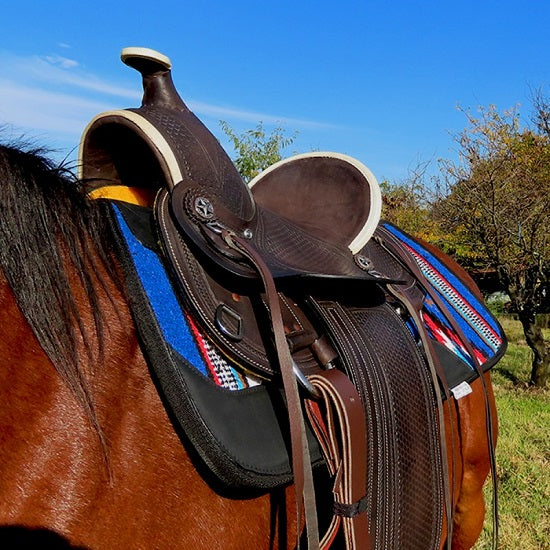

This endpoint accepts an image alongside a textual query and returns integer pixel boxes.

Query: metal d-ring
[215,304,243,341]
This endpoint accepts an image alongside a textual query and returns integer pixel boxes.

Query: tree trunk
[517,311,550,387]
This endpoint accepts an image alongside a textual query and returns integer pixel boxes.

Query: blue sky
[1,1,549,183]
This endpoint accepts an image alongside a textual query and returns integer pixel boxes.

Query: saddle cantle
[80,47,506,550]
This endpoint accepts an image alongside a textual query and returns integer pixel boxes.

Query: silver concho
[355,254,374,271]
[354,254,383,278]
[194,196,215,220]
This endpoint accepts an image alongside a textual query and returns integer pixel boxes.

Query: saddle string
[377,228,499,549]
[220,229,320,550]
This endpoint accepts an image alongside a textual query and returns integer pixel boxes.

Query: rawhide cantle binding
[80,47,505,550]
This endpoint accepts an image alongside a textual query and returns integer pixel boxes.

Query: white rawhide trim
[78,110,182,187]
[248,152,382,254]
[121,47,172,70]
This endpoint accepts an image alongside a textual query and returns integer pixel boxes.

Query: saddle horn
[121,47,189,112]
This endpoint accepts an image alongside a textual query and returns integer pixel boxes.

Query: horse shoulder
[0,271,292,548]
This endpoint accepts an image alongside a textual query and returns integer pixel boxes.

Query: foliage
[435,104,550,386]
[531,87,550,138]
[380,163,486,269]
[379,162,433,237]
[437,105,550,273]
[486,293,512,316]
[219,121,298,182]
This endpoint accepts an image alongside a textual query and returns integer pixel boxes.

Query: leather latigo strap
[306,369,370,550]
[220,230,320,550]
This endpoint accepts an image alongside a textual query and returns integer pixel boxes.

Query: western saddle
[79,47,503,550]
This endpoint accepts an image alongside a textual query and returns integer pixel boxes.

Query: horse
[0,139,499,549]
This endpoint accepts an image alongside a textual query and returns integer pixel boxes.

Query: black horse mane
[0,142,122,438]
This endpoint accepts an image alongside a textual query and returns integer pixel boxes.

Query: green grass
[473,317,549,549]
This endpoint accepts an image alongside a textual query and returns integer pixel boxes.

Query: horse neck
[0,265,292,548]
[0,266,182,537]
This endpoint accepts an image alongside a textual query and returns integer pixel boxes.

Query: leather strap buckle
[333,495,368,518]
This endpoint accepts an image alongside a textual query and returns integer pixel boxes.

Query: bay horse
[0,142,497,549]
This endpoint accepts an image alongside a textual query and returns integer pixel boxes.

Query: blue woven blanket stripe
[113,205,249,390]
[383,224,503,360]
[414,252,501,352]
[113,206,209,376]
[383,225,499,332]
[423,302,477,368]
[424,293,493,362]
[405,245,499,361]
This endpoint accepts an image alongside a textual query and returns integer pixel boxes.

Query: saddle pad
[381,223,507,388]
[106,196,324,491]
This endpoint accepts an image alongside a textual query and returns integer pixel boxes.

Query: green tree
[219,121,298,182]
[380,164,431,237]
[531,87,550,138]
[436,104,550,387]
